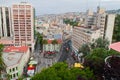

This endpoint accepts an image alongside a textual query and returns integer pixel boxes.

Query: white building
[0,7,12,37]
[72,26,101,51]
[105,14,116,44]
[2,46,30,80]
[43,39,62,52]
[84,7,115,44]
[11,2,35,52]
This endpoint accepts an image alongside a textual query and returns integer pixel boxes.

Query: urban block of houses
[43,39,62,52]
[2,46,30,80]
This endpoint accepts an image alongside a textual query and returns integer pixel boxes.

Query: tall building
[11,2,35,52]
[72,26,101,52]
[105,14,116,44]
[96,7,106,38]
[0,7,12,37]
[84,7,115,43]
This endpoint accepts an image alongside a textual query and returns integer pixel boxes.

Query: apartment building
[11,2,35,52]
[0,7,12,37]
[2,46,30,80]
[72,26,101,51]
[105,14,116,44]
[84,7,115,44]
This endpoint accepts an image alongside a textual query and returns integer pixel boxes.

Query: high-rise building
[85,7,115,42]
[0,7,12,37]
[72,26,101,51]
[11,2,35,52]
[105,14,116,44]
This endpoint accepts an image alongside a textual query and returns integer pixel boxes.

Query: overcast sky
[0,0,120,15]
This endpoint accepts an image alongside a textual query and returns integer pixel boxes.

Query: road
[33,39,63,73]
[58,39,75,64]
[33,38,76,73]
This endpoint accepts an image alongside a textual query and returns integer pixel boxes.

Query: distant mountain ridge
[106,9,120,14]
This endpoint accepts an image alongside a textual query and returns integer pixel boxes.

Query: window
[11,75,12,79]
[13,74,15,78]
[13,68,15,72]
[16,67,18,70]
[9,69,11,72]
[16,73,18,76]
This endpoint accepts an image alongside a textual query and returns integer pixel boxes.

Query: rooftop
[3,46,29,67]
[47,39,62,44]
[3,46,29,53]
[3,52,23,67]
[109,42,120,52]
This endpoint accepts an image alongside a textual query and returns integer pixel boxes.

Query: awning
[27,65,35,70]
[109,42,120,52]
[28,60,38,65]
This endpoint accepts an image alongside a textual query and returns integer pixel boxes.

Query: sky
[0,0,120,15]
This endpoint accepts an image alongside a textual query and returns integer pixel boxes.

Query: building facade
[2,46,30,80]
[105,14,116,44]
[84,7,115,44]
[72,26,101,51]
[11,2,35,52]
[0,7,12,37]
[43,39,62,52]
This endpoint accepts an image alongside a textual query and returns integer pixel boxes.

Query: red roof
[3,46,29,53]
[47,39,62,44]
[109,42,120,52]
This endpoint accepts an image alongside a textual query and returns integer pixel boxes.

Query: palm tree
[52,40,58,51]
[0,44,6,79]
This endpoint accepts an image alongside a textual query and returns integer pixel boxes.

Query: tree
[91,38,109,49]
[42,39,48,45]
[79,37,109,57]
[0,44,5,79]
[113,14,120,42]
[84,48,120,79]
[31,62,95,80]
[78,43,91,57]
[63,18,78,26]
[42,40,48,51]
[52,40,58,51]
[37,32,43,45]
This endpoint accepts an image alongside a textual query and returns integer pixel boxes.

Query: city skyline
[0,0,120,15]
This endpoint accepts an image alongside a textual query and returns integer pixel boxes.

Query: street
[33,38,76,73]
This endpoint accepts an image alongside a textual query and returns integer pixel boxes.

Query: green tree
[52,40,58,51]
[31,62,95,80]
[79,37,109,57]
[37,32,43,45]
[42,39,48,51]
[0,44,6,79]
[63,18,78,26]
[91,38,109,49]
[113,14,120,42]
[42,39,48,45]
[78,43,91,57]
[84,48,120,79]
